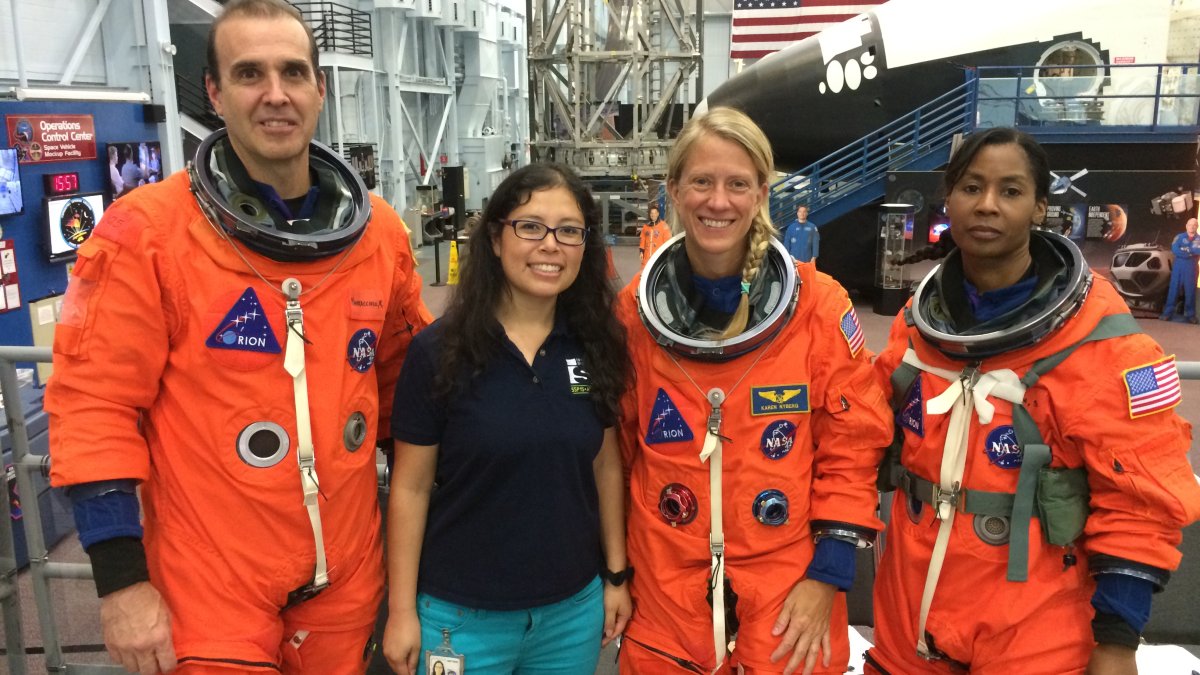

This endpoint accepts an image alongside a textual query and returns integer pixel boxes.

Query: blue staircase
[769,80,977,230]
[769,63,1200,232]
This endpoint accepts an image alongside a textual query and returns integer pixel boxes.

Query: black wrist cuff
[1092,610,1140,649]
[603,566,634,586]
[85,536,150,597]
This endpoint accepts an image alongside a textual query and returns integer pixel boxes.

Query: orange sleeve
[372,203,434,441]
[46,201,174,487]
[806,276,893,532]
[614,280,643,476]
[1060,333,1200,571]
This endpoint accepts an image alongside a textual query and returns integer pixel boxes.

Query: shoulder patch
[646,388,693,444]
[205,287,281,353]
[751,385,810,416]
[839,303,865,356]
[1123,355,1182,418]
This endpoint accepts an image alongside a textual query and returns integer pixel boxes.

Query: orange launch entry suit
[46,172,432,669]
[868,279,1200,674]
[616,261,892,673]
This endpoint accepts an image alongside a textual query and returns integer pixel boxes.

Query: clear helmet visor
[910,230,1092,359]
[188,128,371,262]
[637,233,799,362]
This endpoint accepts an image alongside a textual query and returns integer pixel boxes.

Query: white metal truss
[376,12,459,215]
[528,0,702,178]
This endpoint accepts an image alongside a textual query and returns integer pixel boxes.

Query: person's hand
[1086,643,1138,675]
[769,578,836,675]
[602,583,632,647]
[382,608,423,675]
[99,581,176,674]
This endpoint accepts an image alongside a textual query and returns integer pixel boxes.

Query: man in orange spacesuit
[617,107,891,675]
[45,1,431,673]
[867,127,1200,675]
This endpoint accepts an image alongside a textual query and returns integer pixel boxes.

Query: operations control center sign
[5,114,97,164]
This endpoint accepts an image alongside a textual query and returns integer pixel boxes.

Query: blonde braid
[719,212,776,339]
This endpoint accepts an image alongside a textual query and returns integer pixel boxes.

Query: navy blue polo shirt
[391,317,606,610]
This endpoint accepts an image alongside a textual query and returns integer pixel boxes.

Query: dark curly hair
[903,127,1049,264]
[435,162,630,421]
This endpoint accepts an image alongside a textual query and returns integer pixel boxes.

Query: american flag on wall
[730,0,883,60]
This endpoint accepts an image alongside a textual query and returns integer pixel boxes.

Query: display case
[874,203,914,315]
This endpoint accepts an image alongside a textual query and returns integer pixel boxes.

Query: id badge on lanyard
[426,629,465,675]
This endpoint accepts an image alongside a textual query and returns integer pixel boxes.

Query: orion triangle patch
[205,287,281,353]
[645,388,694,445]
[898,376,923,437]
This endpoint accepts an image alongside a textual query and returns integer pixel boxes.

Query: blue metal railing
[769,80,977,229]
[972,63,1200,142]
[768,63,1200,230]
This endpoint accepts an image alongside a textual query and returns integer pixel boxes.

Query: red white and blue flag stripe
[730,0,882,60]
[839,303,865,356]
[1123,355,1182,418]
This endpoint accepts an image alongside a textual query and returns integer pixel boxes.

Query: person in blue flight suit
[782,204,819,262]
[1160,216,1200,323]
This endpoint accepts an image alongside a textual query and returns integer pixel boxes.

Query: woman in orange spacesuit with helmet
[867,127,1200,675]
[615,106,892,674]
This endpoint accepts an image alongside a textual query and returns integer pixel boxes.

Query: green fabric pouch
[1036,467,1090,546]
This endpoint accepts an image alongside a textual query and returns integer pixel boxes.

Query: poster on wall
[0,239,20,313]
[4,114,97,164]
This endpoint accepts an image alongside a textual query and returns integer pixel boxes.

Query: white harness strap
[282,278,329,592]
[900,348,1026,658]
[698,387,727,674]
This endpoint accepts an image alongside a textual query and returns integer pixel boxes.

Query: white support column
[59,0,115,86]
[143,0,185,175]
[9,0,28,87]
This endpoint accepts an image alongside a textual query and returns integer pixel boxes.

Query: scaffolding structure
[528,0,702,179]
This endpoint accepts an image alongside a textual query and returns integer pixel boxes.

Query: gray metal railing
[0,346,117,674]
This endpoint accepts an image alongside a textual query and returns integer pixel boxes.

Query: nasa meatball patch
[347,328,378,372]
[984,425,1023,469]
[206,287,281,354]
[760,420,797,460]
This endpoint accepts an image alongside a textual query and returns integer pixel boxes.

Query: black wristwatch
[603,566,634,586]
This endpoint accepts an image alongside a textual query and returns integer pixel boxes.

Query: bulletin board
[0,240,20,313]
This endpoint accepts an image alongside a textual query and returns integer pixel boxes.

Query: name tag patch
[205,287,281,354]
[751,385,809,416]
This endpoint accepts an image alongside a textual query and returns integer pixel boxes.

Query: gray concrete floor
[7,239,1200,674]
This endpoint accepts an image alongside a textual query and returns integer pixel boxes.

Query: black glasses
[502,219,589,246]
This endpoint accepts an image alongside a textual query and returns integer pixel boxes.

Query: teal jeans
[418,576,604,675]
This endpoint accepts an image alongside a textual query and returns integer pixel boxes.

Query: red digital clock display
[43,172,80,196]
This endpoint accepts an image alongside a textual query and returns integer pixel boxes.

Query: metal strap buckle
[931,482,964,517]
[284,579,329,608]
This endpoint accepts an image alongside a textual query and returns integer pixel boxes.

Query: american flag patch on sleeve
[839,303,865,357]
[1123,355,1182,418]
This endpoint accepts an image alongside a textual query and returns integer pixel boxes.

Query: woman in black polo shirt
[382,163,632,675]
